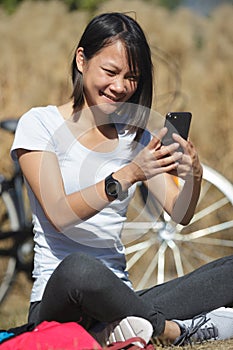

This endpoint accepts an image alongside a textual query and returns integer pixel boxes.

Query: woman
[11,12,233,346]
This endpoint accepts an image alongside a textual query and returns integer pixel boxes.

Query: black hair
[71,12,153,142]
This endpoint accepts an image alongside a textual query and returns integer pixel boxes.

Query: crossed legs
[28,252,233,340]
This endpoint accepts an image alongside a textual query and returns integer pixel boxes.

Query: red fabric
[0,321,102,350]
[106,336,154,349]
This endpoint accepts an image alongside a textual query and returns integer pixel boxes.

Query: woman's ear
[76,47,85,73]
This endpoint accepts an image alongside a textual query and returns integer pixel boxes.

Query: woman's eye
[127,75,139,82]
[103,68,116,76]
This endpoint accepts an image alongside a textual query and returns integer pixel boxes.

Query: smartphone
[162,112,192,152]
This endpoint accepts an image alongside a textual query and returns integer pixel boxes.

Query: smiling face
[76,40,139,114]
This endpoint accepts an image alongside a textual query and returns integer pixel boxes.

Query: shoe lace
[174,313,218,346]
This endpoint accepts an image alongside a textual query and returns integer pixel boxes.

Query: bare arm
[143,133,203,225]
[17,128,182,231]
[168,133,203,225]
[17,149,111,231]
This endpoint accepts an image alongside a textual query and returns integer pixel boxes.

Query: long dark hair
[71,12,153,142]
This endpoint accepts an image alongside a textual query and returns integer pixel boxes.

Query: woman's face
[76,40,139,114]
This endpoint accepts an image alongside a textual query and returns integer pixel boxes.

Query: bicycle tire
[0,182,19,304]
[122,164,233,290]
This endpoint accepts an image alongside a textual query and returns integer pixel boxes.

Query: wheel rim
[123,164,233,290]
[0,190,19,304]
[0,257,17,303]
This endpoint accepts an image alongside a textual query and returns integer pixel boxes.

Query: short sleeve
[11,107,57,161]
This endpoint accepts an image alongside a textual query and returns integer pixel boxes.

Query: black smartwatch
[105,173,128,201]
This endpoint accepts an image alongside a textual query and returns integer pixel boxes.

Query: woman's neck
[57,101,74,120]
[58,101,118,152]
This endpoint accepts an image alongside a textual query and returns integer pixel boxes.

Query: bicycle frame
[7,163,30,229]
[0,119,34,304]
[0,119,31,230]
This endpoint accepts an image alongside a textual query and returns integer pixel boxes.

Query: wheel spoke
[182,245,216,265]
[125,237,154,255]
[177,220,233,241]
[157,241,168,285]
[126,245,151,270]
[135,250,160,290]
[190,197,229,224]
[124,222,163,230]
[198,181,212,204]
[185,237,233,248]
[179,248,196,272]
[167,240,184,277]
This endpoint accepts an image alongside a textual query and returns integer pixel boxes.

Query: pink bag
[0,321,102,350]
[0,321,154,350]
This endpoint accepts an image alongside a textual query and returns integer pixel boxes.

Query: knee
[63,251,94,265]
[60,252,95,274]
[57,252,106,282]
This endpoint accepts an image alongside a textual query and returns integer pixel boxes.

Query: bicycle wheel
[0,178,19,304]
[122,164,233,290]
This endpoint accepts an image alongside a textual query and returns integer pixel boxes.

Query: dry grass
[0,0,232,180]
[0,1,233,349]
[2,285,233,349]
[0,273,32,328]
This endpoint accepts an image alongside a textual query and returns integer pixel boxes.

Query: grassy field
[0,0,232,182]
[0,273,32,329]
[0,0,232,348]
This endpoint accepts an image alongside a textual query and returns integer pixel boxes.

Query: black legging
[28,252,233,336]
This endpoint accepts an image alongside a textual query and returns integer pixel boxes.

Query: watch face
[107,181,119,196]
[105,174,128,201]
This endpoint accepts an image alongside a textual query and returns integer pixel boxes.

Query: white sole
[108,316,153,348]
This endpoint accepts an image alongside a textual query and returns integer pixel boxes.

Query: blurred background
[0,0,232,327]
[0,0,232,182]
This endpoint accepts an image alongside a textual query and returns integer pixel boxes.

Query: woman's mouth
[100,91,120,102]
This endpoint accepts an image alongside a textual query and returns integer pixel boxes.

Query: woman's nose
[111,76,126,93]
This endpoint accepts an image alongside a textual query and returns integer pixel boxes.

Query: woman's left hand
[169,133,203,181]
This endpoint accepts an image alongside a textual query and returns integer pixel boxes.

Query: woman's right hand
[130,127,183,183]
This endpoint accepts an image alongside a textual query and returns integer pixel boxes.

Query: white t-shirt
[11,105,151,301]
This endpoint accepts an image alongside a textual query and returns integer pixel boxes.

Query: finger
[158,161,179,175]
[172,133,188,153]
[148,127,167,151]
[157,143,181,159]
